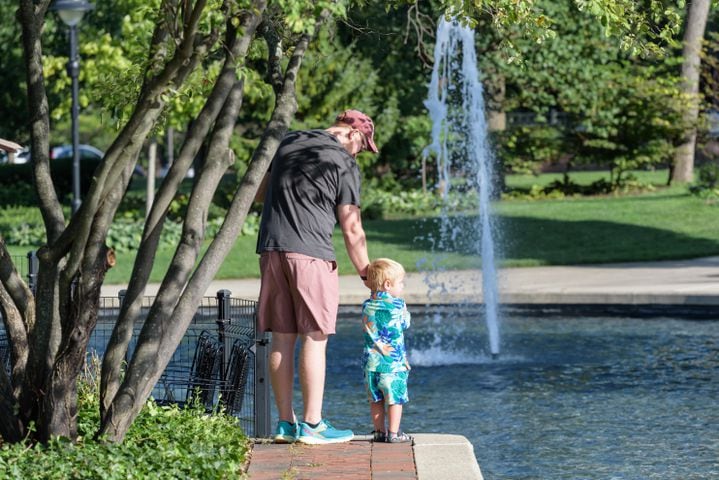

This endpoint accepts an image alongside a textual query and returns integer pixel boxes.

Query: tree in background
[0,0,689,180]
[699,25,719,160]
[490,0,686,190]
[672,0,711,183]
[334,2,435,190]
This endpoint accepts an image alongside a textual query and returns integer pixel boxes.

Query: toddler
[361,258,412,443]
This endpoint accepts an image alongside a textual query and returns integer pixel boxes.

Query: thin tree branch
[405,2,436,67]
[261,19,284,92]
[18,0,65,243]
[141,0,175,88]
[0,239,33,398]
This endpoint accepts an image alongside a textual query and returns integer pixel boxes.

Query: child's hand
[402,307,411,329]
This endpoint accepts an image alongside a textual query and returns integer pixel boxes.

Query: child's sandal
[387,431,412,443]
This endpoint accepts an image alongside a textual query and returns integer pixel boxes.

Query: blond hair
[367,258,405,292]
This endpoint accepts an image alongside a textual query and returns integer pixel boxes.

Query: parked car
[51,144,145,177]
[7,144,103,164]
[50,144,104,161]
[12,147,31,164]
[5,144,146,177]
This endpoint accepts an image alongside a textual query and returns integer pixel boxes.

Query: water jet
[423,17,501,357]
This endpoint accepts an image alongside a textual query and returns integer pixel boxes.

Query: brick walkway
[246,439,417,479]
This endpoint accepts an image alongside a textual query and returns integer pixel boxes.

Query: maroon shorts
[257,251,339,334]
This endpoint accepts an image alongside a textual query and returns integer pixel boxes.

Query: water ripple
[322,314,719,479]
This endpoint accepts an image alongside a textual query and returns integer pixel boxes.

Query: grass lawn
[126,186,719,283]
[504,168,671,190]
[495,186,719,266]
[6,170,718,284]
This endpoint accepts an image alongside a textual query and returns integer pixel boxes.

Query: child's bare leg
[387,404,403,434]
[370,400,385,432]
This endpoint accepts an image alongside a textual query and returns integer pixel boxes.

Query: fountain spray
[424,17,501,358]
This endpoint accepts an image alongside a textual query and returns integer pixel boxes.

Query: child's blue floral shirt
[361,291,411,373]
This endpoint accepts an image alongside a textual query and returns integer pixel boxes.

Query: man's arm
[337,204,370,282]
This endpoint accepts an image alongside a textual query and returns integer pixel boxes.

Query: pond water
[291,309,719,479]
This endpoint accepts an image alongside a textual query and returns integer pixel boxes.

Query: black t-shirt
[256,129,361,261]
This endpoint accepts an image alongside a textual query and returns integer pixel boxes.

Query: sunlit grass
[7,169,718,285]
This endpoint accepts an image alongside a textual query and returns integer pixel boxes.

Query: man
[256,109,377,444]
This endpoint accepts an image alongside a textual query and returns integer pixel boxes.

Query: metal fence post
[254,317,272,438]
[216,289,231,379]
[26,250,38,295]
[118,289,127,364]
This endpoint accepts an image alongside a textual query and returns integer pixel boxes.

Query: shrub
[0,206,46,246]
[0,182,37,207]
[104,212,260,253]
[0,205,259,253]
[361,188,478,220]
[0,362,251,479]
[689,162,719,201]
[4,222,46,246]
[501,173,655,200]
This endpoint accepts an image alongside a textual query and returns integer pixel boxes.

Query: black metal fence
[94,290,270,437]
[1,282,271,438]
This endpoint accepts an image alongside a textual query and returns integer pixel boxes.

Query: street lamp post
[51,0,94,214]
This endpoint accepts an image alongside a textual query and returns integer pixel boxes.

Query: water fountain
[327,19,718,480]
[422,17,501,357]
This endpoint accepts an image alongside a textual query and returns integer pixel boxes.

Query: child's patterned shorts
[365,370,409,405]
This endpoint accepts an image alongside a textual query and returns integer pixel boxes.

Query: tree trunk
[98,7,254,423]
[7,0,215,443]
[672,0,710,183]
[487,75,506,132]
[0,367,23,442]
[37,248,114,441]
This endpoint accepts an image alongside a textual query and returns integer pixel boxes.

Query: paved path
[247,437,415,480]
[246,434,481,480]
[102,256,719,306]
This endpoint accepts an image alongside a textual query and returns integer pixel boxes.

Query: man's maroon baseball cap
[335,109,379,153]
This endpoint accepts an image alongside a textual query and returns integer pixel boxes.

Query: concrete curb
[413,433,483,479]
[101,256,719,307]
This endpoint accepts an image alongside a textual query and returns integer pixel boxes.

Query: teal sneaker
[274,420,298,443]
[297,419,354,445]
